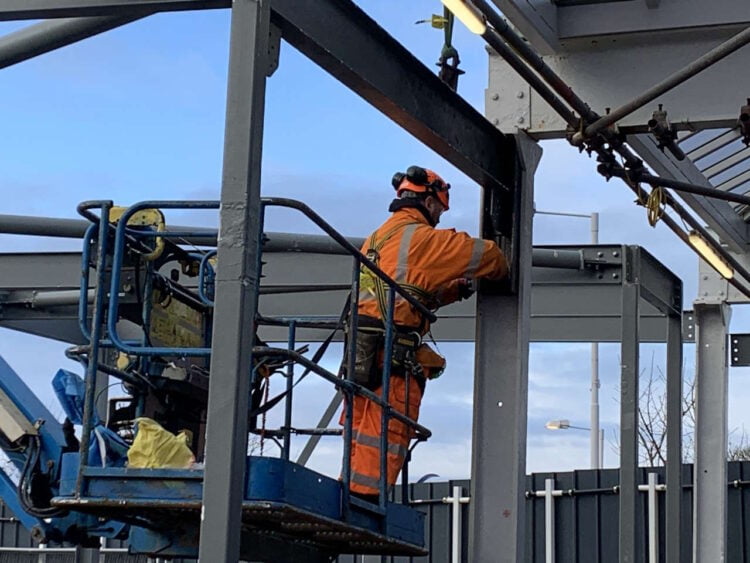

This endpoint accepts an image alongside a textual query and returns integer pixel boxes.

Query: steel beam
[0,15,151,68]
[693,301,731,563]
[489,0,559,55]
[469,133,541,563]
[665,307,684,563]
[487,35,750,137]
[557,0,750,40]
[270,0,512,194]
[619,246,640,563]
[0,248,690,344]
[0,0,227,21]
[627,134,749,253]
[198,0,269,561]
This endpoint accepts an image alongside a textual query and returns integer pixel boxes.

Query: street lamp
[545,419,605,468]
[535,209,600,469]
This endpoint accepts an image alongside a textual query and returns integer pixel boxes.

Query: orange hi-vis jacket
[358,206,508,331]
[346,206,508,496]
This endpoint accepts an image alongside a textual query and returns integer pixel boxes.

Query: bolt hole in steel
[497,401,503,407]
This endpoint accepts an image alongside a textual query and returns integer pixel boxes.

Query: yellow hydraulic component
[110,206,166,262]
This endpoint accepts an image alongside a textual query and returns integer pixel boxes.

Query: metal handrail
[78,197,434,512]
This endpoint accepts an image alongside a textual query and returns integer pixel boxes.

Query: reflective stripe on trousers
[347,375,424,495]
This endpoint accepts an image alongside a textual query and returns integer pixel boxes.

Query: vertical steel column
[665,307,683,563]
[693,301,731,563]
[469,133,541,563]
[198,1,270,561]
[590,212,600,470]
[619,247,639,563]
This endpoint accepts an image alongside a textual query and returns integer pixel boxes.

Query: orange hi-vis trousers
[346,375,424,495]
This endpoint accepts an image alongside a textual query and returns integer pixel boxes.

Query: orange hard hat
[392,165,450,210]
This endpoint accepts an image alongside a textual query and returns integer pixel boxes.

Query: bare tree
[629,352,750,466]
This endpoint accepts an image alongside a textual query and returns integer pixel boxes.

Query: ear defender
[405,165,428,185]
[391,172,406,190]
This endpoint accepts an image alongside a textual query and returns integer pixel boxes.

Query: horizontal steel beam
[557,0,750,41]
[271,0,513,193]
[0,0,227,20]
[0,245,686,344]
[490,0,559,55]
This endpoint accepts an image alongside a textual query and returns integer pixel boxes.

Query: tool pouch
[350,329,383,391]
[392,332,421,371]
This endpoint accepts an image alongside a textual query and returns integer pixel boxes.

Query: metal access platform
[52,455,425,559]
[0,197,434,560]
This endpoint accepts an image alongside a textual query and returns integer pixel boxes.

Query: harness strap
[361,222,436,331]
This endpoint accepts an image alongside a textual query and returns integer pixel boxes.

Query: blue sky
[1,1,749,479]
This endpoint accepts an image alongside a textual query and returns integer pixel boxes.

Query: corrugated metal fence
[3,462,750,562]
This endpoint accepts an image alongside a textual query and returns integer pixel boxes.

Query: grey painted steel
[270,0,511,194]
[582,26,750,138]
[489,0,559,55]
[0,15,149,69]
[198,0,269,561]
[687,129,742,162]
[702,145,750,180]
[620,247,640,563]
[716,168,750,193]
[0,247,691,344]
[666,310,684,563]
[693,302,731,563]
[627,134,749,253]
[0,214,86,238]
[296,390,342,467]
[590,213,600,470]
[528,248,582,269]
[469,134,541,563]
[0,0,227,20]
[0,213,364,252]
[486,32,750,137]
[556,0,750,40]
[730,333,750,366]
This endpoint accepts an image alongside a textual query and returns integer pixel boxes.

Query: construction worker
[343,165,509,500]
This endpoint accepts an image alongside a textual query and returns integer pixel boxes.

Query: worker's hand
[457,278,476,300]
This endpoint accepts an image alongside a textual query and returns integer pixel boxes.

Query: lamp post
[545,419,605,468]
[536,209,600,469]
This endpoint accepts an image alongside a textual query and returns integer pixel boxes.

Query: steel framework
[0,0,694,561]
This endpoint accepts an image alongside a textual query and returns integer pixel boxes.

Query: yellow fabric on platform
[127,417,195,469]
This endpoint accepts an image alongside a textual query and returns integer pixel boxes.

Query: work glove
[457,278,476,301]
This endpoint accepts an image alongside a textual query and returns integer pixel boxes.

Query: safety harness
[362,222,438,329]
[353,220,440,389]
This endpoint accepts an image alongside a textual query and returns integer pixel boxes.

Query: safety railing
[74,197,435,515]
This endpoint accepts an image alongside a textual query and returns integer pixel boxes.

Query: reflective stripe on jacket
[358,207,508,331]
